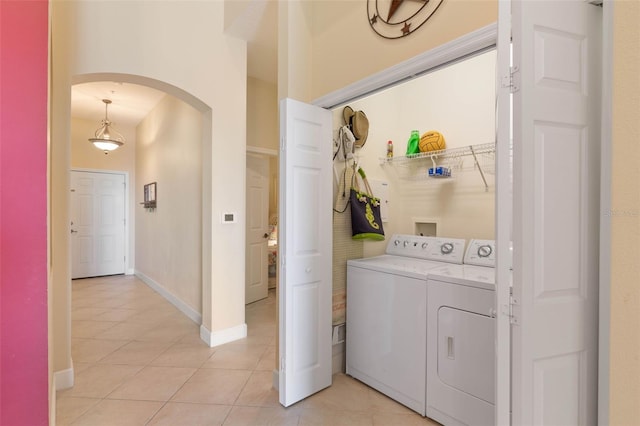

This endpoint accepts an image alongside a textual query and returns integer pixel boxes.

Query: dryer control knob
[478,245,493,257]
[421,242,428,249]
[404,240,409,247]
[441,243,454,254]
[394,239,400,246]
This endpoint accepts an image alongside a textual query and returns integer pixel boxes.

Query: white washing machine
[426,239,498,426]
[346,234,466,416]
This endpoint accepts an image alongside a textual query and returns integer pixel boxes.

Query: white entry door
[246,153,270,304]
[278,98,333,406]
[71,170,126,279]
[511,1,601,424]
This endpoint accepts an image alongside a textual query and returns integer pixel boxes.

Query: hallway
[56,275,439,425]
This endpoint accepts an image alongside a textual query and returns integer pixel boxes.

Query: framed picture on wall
[144,182,157,208]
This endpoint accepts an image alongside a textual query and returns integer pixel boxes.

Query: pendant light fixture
[88,99,125,153]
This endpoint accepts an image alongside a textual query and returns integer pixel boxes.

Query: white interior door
[512,1,601,424]
[71,170,126,279]
[246,153,270,304]
[278,98,333,407]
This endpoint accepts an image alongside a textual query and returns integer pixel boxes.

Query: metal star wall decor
[367,0,445,39]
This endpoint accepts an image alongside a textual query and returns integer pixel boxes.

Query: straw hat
[343,106,369,148]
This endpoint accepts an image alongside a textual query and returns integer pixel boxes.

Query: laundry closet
[331,49,499,425]
[332,49,497,257]
[277,2,601,422]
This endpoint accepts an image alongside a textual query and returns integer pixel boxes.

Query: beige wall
[278,1,314,101]
[309,0,498,100]
[247,77,279,257]
[609,1,640,424]
[247,77,278,152]
[135,95,203,314]
[70,117,137,273]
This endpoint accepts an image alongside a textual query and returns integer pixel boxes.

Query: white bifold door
[278,98,333,407]
[246,153,270,304]
[71,170,126,279]
[509,1,601,424]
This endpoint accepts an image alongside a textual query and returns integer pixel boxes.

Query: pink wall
[0,1,50,425]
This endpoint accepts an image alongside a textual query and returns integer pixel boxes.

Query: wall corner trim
[200,323,247,347]
[134,270,202,324]
[54,365,74,391]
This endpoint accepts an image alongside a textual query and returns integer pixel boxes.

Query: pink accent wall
[0,1,50,425]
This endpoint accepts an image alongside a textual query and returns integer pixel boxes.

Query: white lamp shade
[89,138,123,151]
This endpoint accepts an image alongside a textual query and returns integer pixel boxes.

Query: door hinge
[280,357,285,372]
[502,293,520,325]
[501,66,520,93]
[502,286,519,325]
[280,137,286,151]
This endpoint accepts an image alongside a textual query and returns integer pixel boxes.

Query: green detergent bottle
[405,130,420,156]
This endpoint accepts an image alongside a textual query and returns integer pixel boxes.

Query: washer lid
[347,255,446,279]
[427,264,496,290]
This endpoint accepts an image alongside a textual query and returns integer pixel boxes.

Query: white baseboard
[126,268,135,275]
[200,323,247,347]
[54,365,74,391]
[135,270,201,324]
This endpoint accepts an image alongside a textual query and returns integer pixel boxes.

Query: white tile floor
[56,275,440,426]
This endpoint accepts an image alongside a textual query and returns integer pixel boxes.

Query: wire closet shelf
[379,142,496,190]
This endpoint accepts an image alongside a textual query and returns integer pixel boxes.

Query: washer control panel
[386,234,465,264]
[464,239,496,267]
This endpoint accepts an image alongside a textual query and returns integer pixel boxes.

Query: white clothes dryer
[426,239,498,426]
[346,234,466,416]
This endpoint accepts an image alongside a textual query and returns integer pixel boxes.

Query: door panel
[71,171,126,279]
[246,154,270,304]
[512,1,601,424]
[279,98,333,407]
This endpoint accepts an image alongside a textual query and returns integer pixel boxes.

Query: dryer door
[437,307,495,404]
[427,279,496,426]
